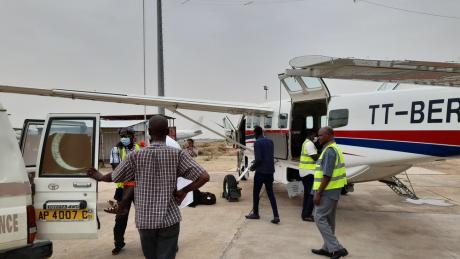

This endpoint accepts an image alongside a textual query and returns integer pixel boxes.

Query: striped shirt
[112,141,205,229]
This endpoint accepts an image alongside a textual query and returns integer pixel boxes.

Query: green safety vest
[115,144,140,188]
[299,139,316,171]
[312,142,347,191]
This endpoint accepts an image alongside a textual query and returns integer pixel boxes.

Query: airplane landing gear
[379,172,418,199]
[222,174,241,202]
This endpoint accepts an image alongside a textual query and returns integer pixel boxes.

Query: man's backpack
[199,192,216,205]
[188,190,216,207]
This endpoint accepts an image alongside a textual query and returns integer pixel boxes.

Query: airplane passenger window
[246,116,253,129]
[301,77,322,89]
[306,116,314,129]
[328,109,349,128]
[264,115,273,128]
[278,113,288,128]
[253,116,260,127]
[321,115,327,127]
[39,119,95,177]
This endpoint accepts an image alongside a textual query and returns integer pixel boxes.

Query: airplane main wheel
[222,174,240,202]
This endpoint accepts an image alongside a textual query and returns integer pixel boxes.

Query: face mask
[120,137,131,146]
[313,137,318,143]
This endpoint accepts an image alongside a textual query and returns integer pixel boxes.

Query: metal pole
[157,0,165,115]
[143,0,149,144]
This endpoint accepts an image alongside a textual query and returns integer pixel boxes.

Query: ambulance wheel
[223,174,239,201]
[239,166,248,181]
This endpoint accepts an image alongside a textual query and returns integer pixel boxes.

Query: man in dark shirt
[245,126,280,224]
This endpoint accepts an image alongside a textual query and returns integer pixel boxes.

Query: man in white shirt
[298,131,319,221]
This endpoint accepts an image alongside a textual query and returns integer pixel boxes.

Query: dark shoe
[245,213,260,220]
[271,217,280,224]
[112,243,125,255]
[302,216,314,222]
[330,248,348,259]
[311,248,332,257]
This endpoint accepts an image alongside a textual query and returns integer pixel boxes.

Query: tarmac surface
[50,157,460,259]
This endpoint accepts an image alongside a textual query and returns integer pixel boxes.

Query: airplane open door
[33,114,99,240]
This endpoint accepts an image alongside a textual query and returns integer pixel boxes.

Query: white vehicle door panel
[34,114,99,240]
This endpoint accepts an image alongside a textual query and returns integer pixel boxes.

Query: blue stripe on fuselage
[335,137,460,157]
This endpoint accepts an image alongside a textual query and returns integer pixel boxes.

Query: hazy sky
[1,0,460,137]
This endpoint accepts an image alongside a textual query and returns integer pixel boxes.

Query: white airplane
[2,55,460,203]
[176,116,204,140]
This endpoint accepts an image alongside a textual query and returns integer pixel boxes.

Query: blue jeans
[253,173,279,218]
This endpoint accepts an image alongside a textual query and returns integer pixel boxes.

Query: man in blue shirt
[245,126,280,224]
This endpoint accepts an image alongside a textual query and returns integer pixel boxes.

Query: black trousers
[301,174,314,218]
[253,173,279,218]
[113,186,134,248]
[138,223,180,259]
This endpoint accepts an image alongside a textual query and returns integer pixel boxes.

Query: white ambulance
[0,103,99,258]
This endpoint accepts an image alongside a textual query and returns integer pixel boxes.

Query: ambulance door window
[21,121,44,167]
[39,118,95,177]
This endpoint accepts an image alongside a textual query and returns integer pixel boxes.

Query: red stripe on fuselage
[245,129,289,135]
[335,130,460,146]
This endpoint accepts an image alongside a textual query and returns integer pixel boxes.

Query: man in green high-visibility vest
[311,126,349,259]
[109,126,140,255]
[299,131,318,222]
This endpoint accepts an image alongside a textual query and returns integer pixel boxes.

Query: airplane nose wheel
[222,174,241,202]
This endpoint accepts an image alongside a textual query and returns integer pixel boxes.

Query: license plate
[36,209,94,221]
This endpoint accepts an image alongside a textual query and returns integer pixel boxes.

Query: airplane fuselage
[237,85,460,185]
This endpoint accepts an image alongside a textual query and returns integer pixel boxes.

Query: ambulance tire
[223,174,240,202]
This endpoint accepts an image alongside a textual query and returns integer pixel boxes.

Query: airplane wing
[285,55,460,87]
[0,85,273,116]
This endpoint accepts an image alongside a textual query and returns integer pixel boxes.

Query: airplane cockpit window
[264,115,273,128]
[328,109,349,128]
[283,77,303,92]
[22,123,44,167]
[278,113,288,128]
[301,77,322,89]
[39,119,95,177]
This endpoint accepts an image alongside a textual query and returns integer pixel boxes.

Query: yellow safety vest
[299,139,316,171]
[312,142,347,191]
[115,144,140,188]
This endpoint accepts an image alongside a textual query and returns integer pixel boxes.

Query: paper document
[177,177,193,209]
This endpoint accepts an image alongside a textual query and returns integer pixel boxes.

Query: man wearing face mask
[109,126,140,255]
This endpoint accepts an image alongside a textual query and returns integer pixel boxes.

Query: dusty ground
[50,152,460,259]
